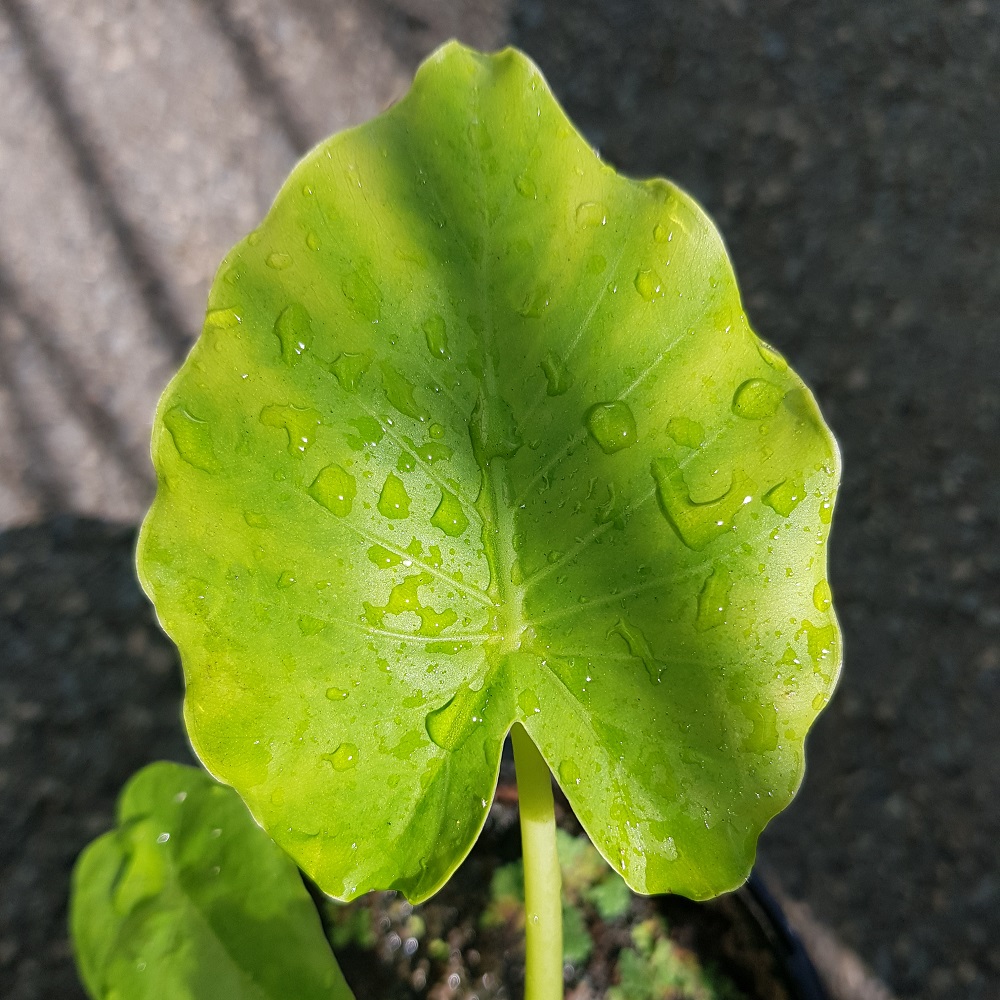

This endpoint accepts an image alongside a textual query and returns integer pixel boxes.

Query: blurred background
[1,1,998,998]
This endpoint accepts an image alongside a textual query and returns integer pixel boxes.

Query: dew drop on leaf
[163,406,218,472]
[514,174,537,198]
[298,614,327,636]
[378,473,411,519]
[650,457,754,550]
[586,401,637,454]
[431,489,469,537]
[575,201,607,227]
[326,687,349,700]
[425,683,486,751]
[341,267,382,323]
[329,352,372,392]
[305,231,321,251]
[609,618,664,683]
[813,580,832,613]
[732,378,785,419]
[695,565,733,632]
[518,689,541,715]
[367,544,402,569]
[559,759,581,786]
[519,286,551,318]
[665,416,704,449]
[540,350,572,396]
[308,464,356,517]
[634,268,663,301]
[380,363,428,420]
[762,478,805,517]
[273,303,312,362]
[653,223,672,244]
[428,422,445,440]
[266,251,292,270]
[259,404,322,455]
[204,307,241,330]
[422,313,449,359]
[323,743,359,771]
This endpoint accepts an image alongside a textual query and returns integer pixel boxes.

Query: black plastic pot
[739,871,829,1000]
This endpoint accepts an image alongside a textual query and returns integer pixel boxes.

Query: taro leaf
[138,42,841,903]
[70,762,355,1000]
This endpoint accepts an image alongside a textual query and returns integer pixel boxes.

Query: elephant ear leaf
[138,42,840,903]
[70,762,355,1000]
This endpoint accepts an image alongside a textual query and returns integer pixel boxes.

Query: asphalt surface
[1,2,998,998]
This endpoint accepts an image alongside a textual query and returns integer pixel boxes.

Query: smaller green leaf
[70,762,355,1000]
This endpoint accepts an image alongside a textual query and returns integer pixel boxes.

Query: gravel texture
[1,2,998,999]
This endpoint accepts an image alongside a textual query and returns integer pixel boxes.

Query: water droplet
[650,456,754,550]
[812,692,828,711]
[406,436,452,464]
[277,570,296,588]
[380,363,428,420]
[732,378,785,419]
[518,689,541,715]
[326,687,349,700]
[429,422,445,440]
[329,352,372,392]
[156,832,170,844]
[797,620,838,677]
[663,836,678,860]
[266,251,292,270]
[378,474,411,519]
[396,451,416,473]
[738,701,779,752]
[298,614,327,636]
[302,184,314,197]
[757,340,788,371]
[259,404,322,455]
[575,201,607,227]
[586,401,637,454]
[558,759,581,786]
[422,313,449,359]
[425,683,487,751]
[308,464,356,517]
[470,393,522,460]
[273,303,312,362]
[344,416,384,451]
[431,488,468,537]
[653,223,672,244]
[247,231,261,246]
[540,351,572,396]
[514,174,537,198]
[609,619,664,683]
[519,286,550,318]
[368,544,402,569]
[665,416,704,449]
[341,267,382,323]
[818,497,834,524]
[634,267,663,301]
[244,511,268,528]
[323,743,359,771]
[205,307,241,330]
[389,730,427,760]
[695,565,733,631]
[813,580,832,613]
[305,231,321,251]
[163,406,218,472]
[763,478,805,516]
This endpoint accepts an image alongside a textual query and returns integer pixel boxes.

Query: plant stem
[511,722,563,1000]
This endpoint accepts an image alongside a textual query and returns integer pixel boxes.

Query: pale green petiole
[511,723,563,1000]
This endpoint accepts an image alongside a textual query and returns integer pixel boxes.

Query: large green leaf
[70,762,355,1000]
[138,42,840,903]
